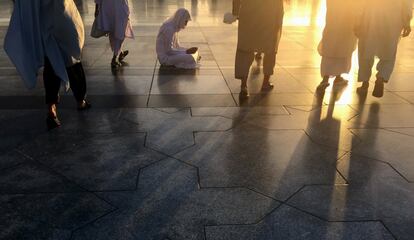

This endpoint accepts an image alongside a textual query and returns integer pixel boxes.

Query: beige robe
[318,0,359,58]
[358,0,413,60]
[233,0,284,53]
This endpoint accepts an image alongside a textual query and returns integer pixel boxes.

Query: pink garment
[95,0,134,40]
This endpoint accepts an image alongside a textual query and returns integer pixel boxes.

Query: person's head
[170,8,191,31]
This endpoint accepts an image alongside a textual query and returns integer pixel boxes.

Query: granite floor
[1,0,414,239]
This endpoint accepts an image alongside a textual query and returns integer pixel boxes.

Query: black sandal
[77,100,91,111]
[46,116,61,130]
[118,50,129,62]
[372,79,384,98]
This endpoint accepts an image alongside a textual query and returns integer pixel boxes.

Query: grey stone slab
[86,75,153,95]
[384,127,414,137]
[289,153,414,240]
[191,106,289,119]
[1,217,71,240]
[393,92,414,104]
[351,128,414,182]
[385,72,414,91]
[155,65,222,76]
[234,93,317,106]
[0,110,47,152]
[148,94,236,107]
[72,158,279,240]
[243,105,359,151]
[175,127,346,200]
[221,68,311,94]
[151,74,231,95]
[20,133,165,191]
[0,162,81,194]
[51,109,141,134]
[206,205,393,240]
[0,192,113,238]
[122,108,232,155]
[0,150,27,171]
[349,104,414,128]
[328,91,410,105]
[83,67,155,76]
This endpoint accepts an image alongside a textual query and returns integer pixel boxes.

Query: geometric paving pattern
[1,0,414,239]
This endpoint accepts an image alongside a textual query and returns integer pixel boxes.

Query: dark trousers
[235,49,276,80]
[43,57,87,104]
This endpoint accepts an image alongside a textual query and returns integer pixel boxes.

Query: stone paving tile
[191,106,289,120]
[384,127,414,137]
[0,150,28,171]
[242,105,360,151]
[51,109,141,134]
[0,192,113,239]
[288,153,414,240]
[122,108,233,155]
[220,67,311,94]
[350,128,414,182]
[205,204,393,240]
[394,92,414,104]
[0,162,81,194]
[72,158,279,240]
[0,110,47,153]
[151,74,231,95]
[148,94,236,108]
[348,104,414,128]
[19,132,165,191]
[234,93,318,106]
[175,126,346,201]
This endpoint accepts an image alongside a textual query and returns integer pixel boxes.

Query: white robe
[358,0,413,60]
[318,0,360,76]
[156,10,199,69]
[4,0,84,89]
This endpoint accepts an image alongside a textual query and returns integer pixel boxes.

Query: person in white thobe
[233,0,284,99]
[357,0,413,97]
[4,0,90,129]
[95,0,134,67]
[156,8,200,69]
[317,0,359,91]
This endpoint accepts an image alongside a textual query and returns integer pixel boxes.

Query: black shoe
[118,50,129,62]
[239,87,249,99]
[261,82,274,92]
[46,116,61,130]
[356,82,369,96]
[77,100,91,111]
[372,80,384,98]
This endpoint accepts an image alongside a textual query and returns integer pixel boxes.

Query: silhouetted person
[4,0,90,130]
[95,0,134,68]
[232,0,285,99]
[317,0,360,91]
[356,0,412,98]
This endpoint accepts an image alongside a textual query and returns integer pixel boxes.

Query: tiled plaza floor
[1,0,414,239]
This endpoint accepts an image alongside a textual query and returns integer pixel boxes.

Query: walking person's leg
[43,57,62,129]
[66,62,90,110]
[235,49,254,98]
[262,52,276,91]
[357,51,375,95]
[109,33,124,67]
[372,57,396,98]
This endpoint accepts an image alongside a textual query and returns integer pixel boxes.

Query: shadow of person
[336,102,380,239]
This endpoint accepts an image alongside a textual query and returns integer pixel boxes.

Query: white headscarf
[165,8,191,31]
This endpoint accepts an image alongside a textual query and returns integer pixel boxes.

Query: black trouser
[43,57,87,104]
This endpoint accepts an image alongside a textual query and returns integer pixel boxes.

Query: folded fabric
[223,12,237,24]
